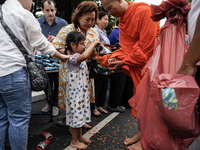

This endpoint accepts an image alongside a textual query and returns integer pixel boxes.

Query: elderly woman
[52,1,101,129]
[0,0,70,149]
[93,11,110,114]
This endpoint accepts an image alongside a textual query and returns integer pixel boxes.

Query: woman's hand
[53,51,72,61]
[59,54,72,61]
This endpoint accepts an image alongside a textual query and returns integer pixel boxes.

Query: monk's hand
[165,8,180,23]
[108,61,123,73]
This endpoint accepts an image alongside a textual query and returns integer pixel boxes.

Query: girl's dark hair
[71,1,98,28]
[0,0,6,5]
[65,31,85,54]
[98,11,107,20]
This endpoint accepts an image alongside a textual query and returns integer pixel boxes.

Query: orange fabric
[98,2,160,117]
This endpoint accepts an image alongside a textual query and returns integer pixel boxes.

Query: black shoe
[107,106,126,113]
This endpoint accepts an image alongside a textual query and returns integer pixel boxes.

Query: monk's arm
[177,13,200,75]
[121,8,160,68]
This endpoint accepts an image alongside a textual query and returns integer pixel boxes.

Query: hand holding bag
[0,5,48,91]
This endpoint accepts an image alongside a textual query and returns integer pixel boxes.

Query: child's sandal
[36,139,50,150]
[42,132,53,140]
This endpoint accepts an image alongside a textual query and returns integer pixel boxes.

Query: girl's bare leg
[70,127,87,149]
[78,127,91,144]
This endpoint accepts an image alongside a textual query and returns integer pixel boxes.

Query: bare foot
[124,133,140,145]
[83,123,92,129]
[79,136,91,144]
[92,109,101,116]
[97,107,108,114]
[70,141,87,149]
[128,141,142,150]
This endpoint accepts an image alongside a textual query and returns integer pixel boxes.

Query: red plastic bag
[151,74,200,138]
[129,23,200,149]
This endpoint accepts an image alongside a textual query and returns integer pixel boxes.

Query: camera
[88,59,108,79]
[95,44,112,55]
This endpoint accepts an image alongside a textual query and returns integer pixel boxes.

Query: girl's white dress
[65,53,91,128]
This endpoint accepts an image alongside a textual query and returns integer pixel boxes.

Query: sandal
[91,109,101,117]
[42,132,53,140]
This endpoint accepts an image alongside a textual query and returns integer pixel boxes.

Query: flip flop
[37,139,50,150]
[42,132,53,140]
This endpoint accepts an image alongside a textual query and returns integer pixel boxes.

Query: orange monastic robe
[119,2,160,117]
[98,2,160,117]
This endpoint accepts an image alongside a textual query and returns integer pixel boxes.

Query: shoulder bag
[0,5,48,91]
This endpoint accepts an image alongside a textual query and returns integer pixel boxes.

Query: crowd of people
[0,0,200,150]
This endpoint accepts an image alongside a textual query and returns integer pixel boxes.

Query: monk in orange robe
[101,0,160,149]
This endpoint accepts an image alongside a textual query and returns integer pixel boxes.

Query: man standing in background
[37,0,68,116]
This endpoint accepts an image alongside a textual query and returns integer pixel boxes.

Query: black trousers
[120,74,133,108]
[109,72,126,108]
[195,66,200,123]
[44,72,59,106]
[94,73,109,108]
[108,72,133,108]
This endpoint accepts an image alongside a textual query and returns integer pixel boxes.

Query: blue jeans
[0,67,31,150]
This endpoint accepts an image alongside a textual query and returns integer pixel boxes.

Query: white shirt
[187,0,200,65]
[0,0,56,77]
[188,0,200,43]
[93,24,110,75]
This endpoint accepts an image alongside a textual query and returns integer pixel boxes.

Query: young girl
[64,31,100,149]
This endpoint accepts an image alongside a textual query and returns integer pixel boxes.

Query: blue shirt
[108,27,119,46]
[37,16,68,38]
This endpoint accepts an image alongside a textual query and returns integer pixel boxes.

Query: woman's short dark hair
[98,11,107,20]
[71,1,98,27]
[65,31,85,54]
[116,19,119,26]
[41,0,56,9]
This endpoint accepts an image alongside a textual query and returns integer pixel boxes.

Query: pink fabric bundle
[150,0,191,25]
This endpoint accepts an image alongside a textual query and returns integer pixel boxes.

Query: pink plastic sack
[129,22,200,149]
[151,74,200,138]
